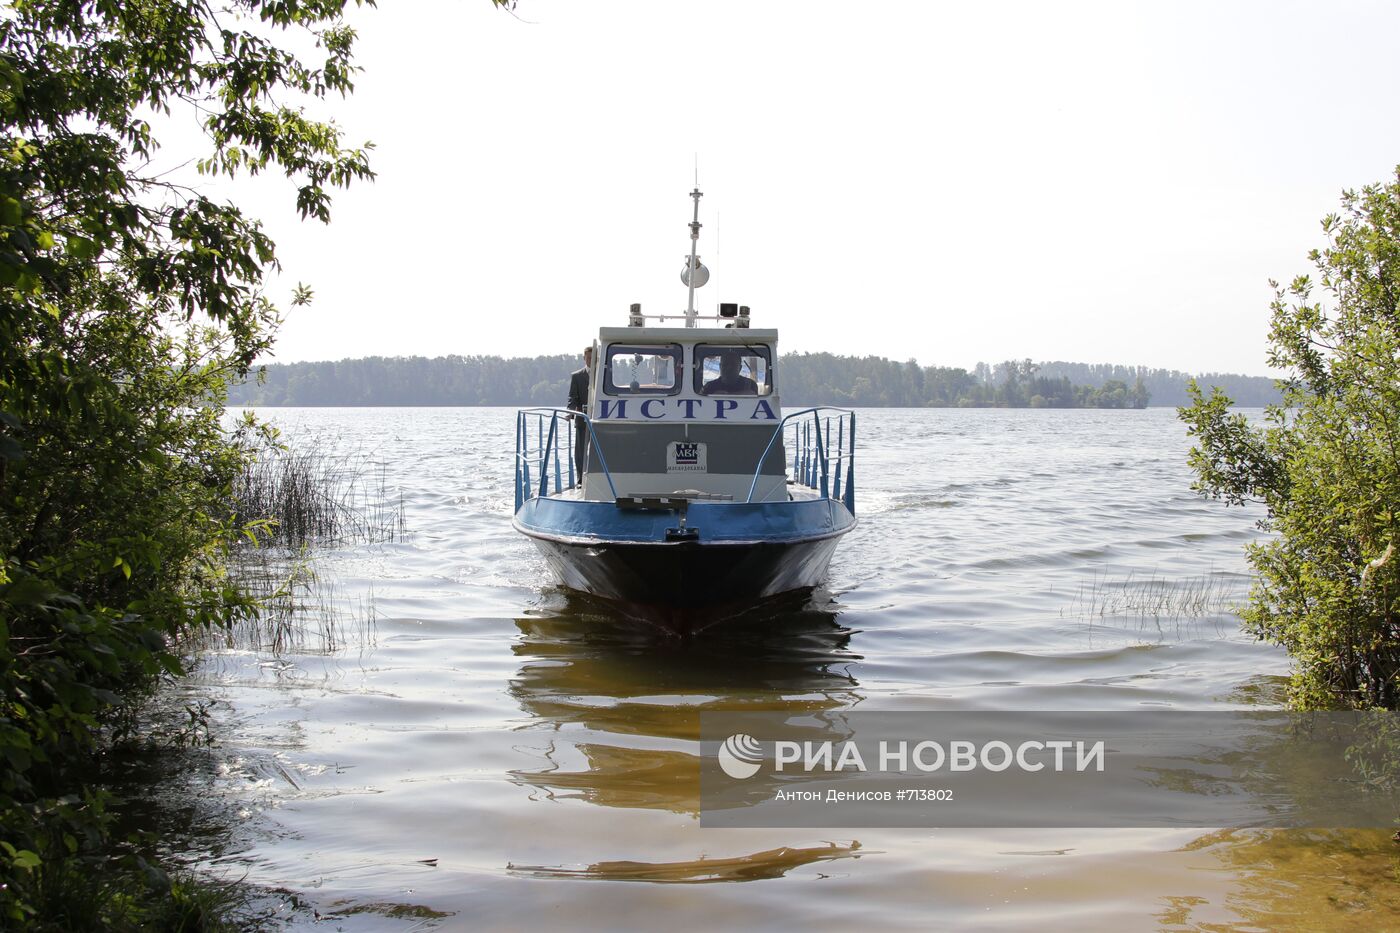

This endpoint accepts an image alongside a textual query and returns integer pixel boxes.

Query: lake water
[161,407,1396,931]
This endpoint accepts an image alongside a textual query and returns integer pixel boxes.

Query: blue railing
[516,405,855,515]
[745,407,856,512]
[514,408,618,510]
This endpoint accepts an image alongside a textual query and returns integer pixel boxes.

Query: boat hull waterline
[514,497,855,611]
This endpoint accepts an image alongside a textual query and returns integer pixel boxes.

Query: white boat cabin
[582,326,788,503]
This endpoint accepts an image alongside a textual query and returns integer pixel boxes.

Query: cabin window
[603,343,683,396]
[693,344,773,396]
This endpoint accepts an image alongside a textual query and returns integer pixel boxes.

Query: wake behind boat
[512,188,856,619]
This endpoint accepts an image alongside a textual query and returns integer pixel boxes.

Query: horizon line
[246,351,1280,381]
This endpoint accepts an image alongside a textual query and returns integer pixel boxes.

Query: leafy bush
[1180,167,1400,710]
[0,0,501,925]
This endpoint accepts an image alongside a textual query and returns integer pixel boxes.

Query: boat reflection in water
[505,588,864,882]
[508,842,863,885]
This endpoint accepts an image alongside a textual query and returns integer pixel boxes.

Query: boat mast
[684,186,702,327]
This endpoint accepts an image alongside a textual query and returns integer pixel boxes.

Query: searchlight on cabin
[680,256,709,288]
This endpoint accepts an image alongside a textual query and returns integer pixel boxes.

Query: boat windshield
[694,344,772,396]
[603,343,683,395]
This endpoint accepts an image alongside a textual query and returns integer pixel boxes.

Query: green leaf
[11,849,41,870]
[66,235,97,260]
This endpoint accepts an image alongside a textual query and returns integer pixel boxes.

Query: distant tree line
[781,356,1154,408]
[226,353,1280,408]
[1029,361,1279,407]
[228,353,582,406]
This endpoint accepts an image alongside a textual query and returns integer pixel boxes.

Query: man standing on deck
[566,346,593,486]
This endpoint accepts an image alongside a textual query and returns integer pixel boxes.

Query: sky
[183,0,1400,375]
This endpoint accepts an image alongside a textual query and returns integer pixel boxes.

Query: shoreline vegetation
[1181,167,1400,713]
[227,353,1280,409]
[0,0,518,927]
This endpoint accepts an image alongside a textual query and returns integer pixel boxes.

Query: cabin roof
[598,326,778,344]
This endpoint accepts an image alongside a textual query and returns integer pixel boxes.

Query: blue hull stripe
[514,497,856,546]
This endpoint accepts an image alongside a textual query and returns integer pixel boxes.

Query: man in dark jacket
[701,350,759,396]
[566,346,592,486]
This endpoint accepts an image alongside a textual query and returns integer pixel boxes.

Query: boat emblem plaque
[667,441,707,473]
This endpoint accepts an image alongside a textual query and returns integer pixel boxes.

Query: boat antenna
[682,185,706,327]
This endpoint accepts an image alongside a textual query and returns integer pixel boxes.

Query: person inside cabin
[566,346,592,484]
[701,350,758,396]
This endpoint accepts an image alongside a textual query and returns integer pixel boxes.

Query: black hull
[527,534,844,617]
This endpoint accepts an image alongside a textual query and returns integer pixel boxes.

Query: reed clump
[232,441,405,547]
[1065,569,1246,622]
[207,557,377,655]
[218,438,395,654]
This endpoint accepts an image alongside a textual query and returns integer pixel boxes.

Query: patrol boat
[512,188,855,615]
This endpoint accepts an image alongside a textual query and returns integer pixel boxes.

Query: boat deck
[544,483,827,504]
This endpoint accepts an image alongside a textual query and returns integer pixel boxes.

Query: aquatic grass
[218,436,394,654]
[1063,569,1248,624]
[232,440,405,548]
[202,555,378,655]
